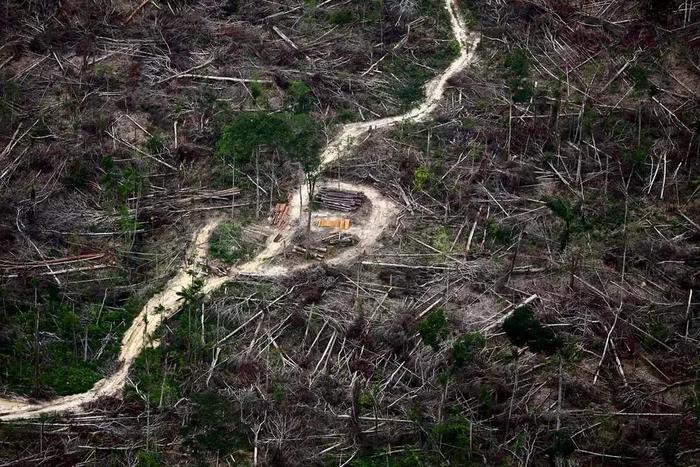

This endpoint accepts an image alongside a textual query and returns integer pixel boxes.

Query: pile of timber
[321,232,357,247]
[272,203,291,228]
[135,187,241,213]
[315,188,366,212]
[292,245,326,260]
[317,218,351,230]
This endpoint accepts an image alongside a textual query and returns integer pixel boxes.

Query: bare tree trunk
[255,146,260,219]
[231,159,236,219]
[306,175,317,233]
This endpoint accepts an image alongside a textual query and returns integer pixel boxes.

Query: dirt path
[0,0,479,421]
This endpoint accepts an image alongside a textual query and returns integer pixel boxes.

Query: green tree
[281,113,322,232]
[502,306,562,355]
[452,332,485,367]
[546,197,587,251]
[216,112,288,217]
[417,308,448,351]
[287,79,312,113]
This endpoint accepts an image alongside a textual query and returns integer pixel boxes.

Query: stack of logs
[321,232,357,247]
[315,188,366,212]
[292,245,327,260]
[272,203,291,228]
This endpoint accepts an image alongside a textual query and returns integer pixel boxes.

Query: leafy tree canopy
[215,111,321,174]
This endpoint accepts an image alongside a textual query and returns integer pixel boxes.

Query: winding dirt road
[0,0,479,421]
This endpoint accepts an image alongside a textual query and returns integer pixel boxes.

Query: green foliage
[431,227,451,258]
[547,197,575,223]
[629,65,650,90]
[452,332,486,366]
[93,63,120,89]
[216,111,321,174]
[249,80,265,105]
[502,306,562,355]
[358,391,374,410]
[145,134,164,155]
[412,165,431,191]
[118,166,143,198]
[137,450,162,467]
[130,347,179,406]
[100,156,147,205]
[287,79,312,113]
[461,6,477,27]
[504,48,534,103]
[117,204,140,235]
[327,9,354,25]
[0,286,133,396]
[382,57,433,110]
[545,197,587,250]
[209,222,251,264]
[478,384,494,413]
[39,359,101,395]
[430,412,471,463]
[547,431,576,459]
[0,77,21,132]
[559,338,582,364]
[625,145,649,166]
[352,450,436,467]
[216,112,287,165]
[283,112,322,174]
[181,391,251,457]
[63,160,92,190]
[335,108,356,123]
[271,382,287,402]
[417,308,448,351]
[506,48,529,78]
[485,220,515,245]
[177,277,204,312]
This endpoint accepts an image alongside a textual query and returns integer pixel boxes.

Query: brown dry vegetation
[1,0,699,466]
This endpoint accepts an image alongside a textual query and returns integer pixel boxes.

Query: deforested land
[0,0,699,465]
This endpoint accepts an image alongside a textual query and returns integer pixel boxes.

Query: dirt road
[0,0,480,421]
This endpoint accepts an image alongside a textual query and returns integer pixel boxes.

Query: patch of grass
[136,450,162,467]
[0,77,21,134]
[412,165,431,191]
[209,222,252,264]
[504,48,534,103]
[39,357,101,395]
[546,197,588,250]
[334,108,357,123]
[327,9,354,25]
[430,412,472,463]
[417,307,448,351]
[128,346,179,406]
[287,79,312,113]
[145,134,165,155]
[0,286,134,397]
[181,391,252,458]
[485,219,515,245]
[452,332,486,366]
[503,306,562,355]
[383,58,433,110]
[249,80,266,105]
